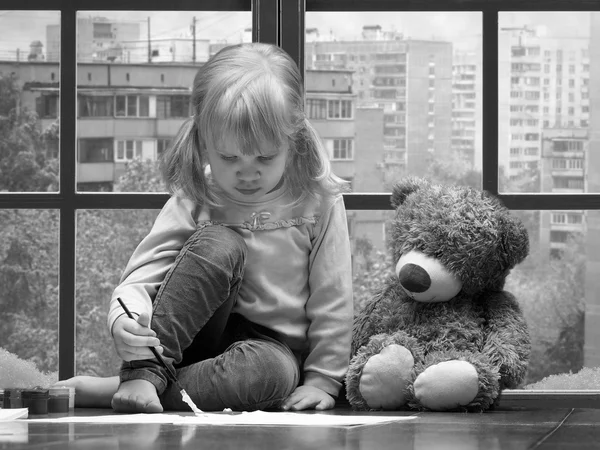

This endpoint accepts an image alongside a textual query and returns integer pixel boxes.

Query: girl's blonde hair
[161,42,348,206]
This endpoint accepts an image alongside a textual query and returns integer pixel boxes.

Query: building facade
[499,26,589,181]
[305,27,453,179]
[452,48,482,171]
[0,60,386,257]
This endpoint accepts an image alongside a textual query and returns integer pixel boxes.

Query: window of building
[306,98,327,119]
[327,99,353,119]
[550,230,572,243]
[325,138,354,160]
[78,95,114,117]
[115,95,150,117]
[115,140,143,161]
[553,176,584,190]
[156,95,189,118]
[78,138,114,163]
[157,138,172,157]
[554,140,584,152]
[36,94,59,118]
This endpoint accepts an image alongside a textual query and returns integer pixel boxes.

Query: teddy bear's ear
[498,213,530,267]
[391,177,428,209]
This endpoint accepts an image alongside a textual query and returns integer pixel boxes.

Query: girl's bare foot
[53,375,119,408]
[111,379,163,413]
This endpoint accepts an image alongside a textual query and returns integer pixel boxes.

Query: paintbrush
[116,297,204,414]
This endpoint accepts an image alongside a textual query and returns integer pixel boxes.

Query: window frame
[1,0,600,409]
[0,0,273,380]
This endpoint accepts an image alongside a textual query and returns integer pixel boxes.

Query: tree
[0,73,58,192]
[0,209,59,373]
[506,234,585,384]
[114,157,165,193]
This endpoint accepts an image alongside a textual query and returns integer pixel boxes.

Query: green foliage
[0,348,57,389]
[115,157,166,193]
[506,234,586,384]
[75,208,158,376]
[0,73,58,192]
[352,248,394,315]
[0,210,59,373]
[526,366,600,390]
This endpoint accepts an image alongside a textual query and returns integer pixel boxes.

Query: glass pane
[76,11,252,193]
[509,210,598,389]
[499,12,593,194]
[351,206,598,390]
[0,209,59,385]
[305,12,482,193]
[0,11,60,192]
[75,209,160,376]
[349,210,395,314]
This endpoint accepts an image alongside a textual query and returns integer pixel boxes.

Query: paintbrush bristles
[181,389,204,414]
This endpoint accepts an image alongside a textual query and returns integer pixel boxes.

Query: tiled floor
[1,407,599,449]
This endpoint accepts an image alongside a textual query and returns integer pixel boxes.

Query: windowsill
[496,390,600,410]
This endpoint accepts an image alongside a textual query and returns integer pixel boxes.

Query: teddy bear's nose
[398,263,431,293]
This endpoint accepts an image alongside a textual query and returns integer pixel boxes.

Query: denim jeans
[120,224,300,411]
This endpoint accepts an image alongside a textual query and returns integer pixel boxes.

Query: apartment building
[305,25,453,179]
[305,69,387,251]
[452,48,482,171]
[499,26,589,180]
[585,12,600,368]
[0,59,388,254]
[539,129,587,257]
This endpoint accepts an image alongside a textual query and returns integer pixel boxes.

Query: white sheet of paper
[0,409,29,421]
[27,411,416,427]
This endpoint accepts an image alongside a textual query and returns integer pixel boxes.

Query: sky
[0,9,593,57]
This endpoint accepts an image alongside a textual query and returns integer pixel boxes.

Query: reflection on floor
[1,406,599,449]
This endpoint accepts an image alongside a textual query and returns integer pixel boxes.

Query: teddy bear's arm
[481,291,531,389]
[352,279,405,354]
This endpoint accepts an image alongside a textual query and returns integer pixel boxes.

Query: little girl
[67,42,353,413]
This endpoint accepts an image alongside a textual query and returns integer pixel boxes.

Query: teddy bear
[346,177,531,412]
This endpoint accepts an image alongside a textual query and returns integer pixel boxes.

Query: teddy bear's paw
[413,360,479,411]
[359,344,414,409]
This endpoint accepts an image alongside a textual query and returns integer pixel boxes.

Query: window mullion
[482,10,499,196]
[58,5,77,380]
[254,0,279,45]
[280,0,304,73]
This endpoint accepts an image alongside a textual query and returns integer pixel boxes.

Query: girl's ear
[391,177,427,209]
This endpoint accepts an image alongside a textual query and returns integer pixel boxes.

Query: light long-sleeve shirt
[107,189,354,396]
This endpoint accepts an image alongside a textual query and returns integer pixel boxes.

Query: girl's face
[205,137,289,202]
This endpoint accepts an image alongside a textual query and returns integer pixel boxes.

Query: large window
[1,1,599,406]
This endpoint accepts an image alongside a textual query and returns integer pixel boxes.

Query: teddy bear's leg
[407,350,500,412]
[346,332,421,410]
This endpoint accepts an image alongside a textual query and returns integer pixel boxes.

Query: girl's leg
[160,316,301,412]
[113,224,247,412]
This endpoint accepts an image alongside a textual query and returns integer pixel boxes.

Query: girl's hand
[281,386,335,411]
[112,312,163,361]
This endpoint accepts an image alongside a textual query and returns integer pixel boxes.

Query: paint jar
[4,389,23,408]
[48,387,70,415]
[22,388,49,415]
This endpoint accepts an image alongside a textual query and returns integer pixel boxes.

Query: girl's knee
[185,225,247,268]
[224,340,299,407]
[253,341,299,399]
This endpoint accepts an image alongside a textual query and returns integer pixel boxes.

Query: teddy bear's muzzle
[395,250,462,303]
